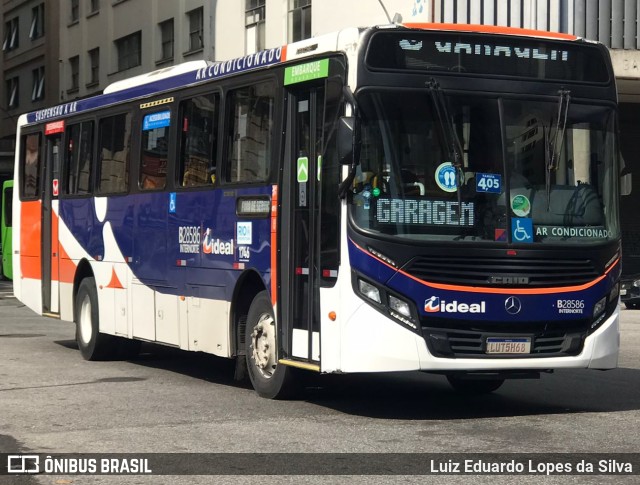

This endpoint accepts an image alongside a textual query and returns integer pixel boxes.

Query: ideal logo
[202,228,234,256]
[424,296,441,313]
[424,296,486,314]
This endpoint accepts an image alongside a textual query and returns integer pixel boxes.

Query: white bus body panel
[327,297,619,373]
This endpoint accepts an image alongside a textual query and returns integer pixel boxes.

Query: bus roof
[103,60,211,94]
[402,22,579,41]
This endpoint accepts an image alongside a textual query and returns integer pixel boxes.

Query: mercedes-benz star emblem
[505,296,522,315]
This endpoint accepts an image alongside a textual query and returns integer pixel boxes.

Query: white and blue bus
[12,23,623,398]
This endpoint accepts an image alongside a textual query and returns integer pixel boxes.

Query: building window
[31,67,45,101]
[288,0,311,42]
[159,19,174,62]
[6,77,19,109]
[245,0,265,54]
[88,48,99,85]
[115,31,141,71]
[3,18,19,51]
[89,0,99,14]
[187,7,203,52]
[30,4,45,39]
[71,0,79,23]
[69,56,79,92]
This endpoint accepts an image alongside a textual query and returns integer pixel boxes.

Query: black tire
[75,277,116,360]
[624,302,638,309]
[245,291,297,399]
[447,375,505,394]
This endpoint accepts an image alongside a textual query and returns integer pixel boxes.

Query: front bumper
[334,302,619,373]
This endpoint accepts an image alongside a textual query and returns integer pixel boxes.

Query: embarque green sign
[284,59,329,85]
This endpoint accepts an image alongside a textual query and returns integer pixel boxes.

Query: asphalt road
[0,278,638,484]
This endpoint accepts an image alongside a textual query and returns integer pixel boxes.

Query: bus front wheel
[245,290,296,399]
[75,277,115,360]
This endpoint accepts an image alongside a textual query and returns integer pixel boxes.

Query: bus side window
[97,113,131,195]
[21,133,41,199]
[140,110,170,191]
[225,81,274,184]
[178,93,219,187]
[65,121,94,195]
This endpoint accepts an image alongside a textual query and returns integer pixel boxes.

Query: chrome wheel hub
[251,313,277,379]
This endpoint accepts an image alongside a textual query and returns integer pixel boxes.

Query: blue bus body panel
[59,186,273,299]
[348,238,619,323]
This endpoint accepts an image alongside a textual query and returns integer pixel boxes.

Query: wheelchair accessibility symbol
[511,218,533,243]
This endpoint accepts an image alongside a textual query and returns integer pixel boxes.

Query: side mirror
[337,116,355,165]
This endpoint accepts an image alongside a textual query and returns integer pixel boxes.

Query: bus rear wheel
[245,291,296,399]
[446,375,505,394]
[75,277,115,360]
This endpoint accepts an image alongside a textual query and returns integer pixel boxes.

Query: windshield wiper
[427,79,465,220]
[545,89,571,210]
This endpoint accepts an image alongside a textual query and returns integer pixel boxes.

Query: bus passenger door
[42,133,62,315]
[281,86,325,366]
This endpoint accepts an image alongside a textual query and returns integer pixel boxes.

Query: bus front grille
[422,320,588,358]
[404,255,598,287]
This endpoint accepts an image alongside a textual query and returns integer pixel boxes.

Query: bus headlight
[352,272,421,334]
[593,296,606,318]
[609,283,619,302]
[358,279,381,304]
[388,294,417,330]
[389,294,411,319]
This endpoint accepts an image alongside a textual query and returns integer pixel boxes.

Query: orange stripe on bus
[58,242,77,284]
[350,238,616,295]
[270,185,279,305]
[20,200,42,280]
[106,267,125,289]
[402,22,578,41]
[51,208,59,283]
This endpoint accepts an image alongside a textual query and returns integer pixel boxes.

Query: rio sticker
[435,162,457,193]
[236,221,252,245]
[511,194,531,217]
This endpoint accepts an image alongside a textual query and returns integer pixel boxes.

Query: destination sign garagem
[366,31,609,83]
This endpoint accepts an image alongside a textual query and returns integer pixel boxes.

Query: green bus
[1,180,12,280]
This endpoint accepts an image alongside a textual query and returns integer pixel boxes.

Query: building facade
[0,0,59,181]
[58,0,215,102]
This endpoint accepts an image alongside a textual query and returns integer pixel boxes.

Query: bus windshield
[350,90,619,245]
